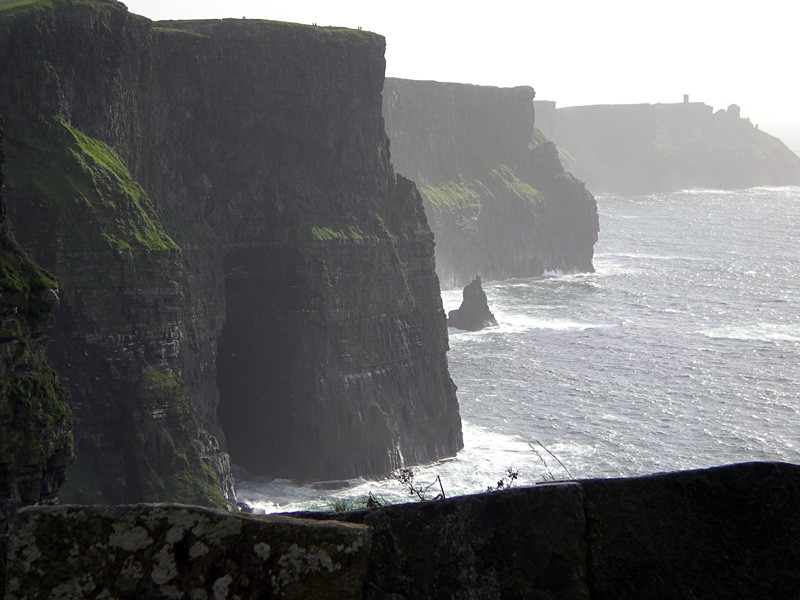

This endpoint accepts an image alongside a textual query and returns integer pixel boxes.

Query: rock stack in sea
[447,276,498,331]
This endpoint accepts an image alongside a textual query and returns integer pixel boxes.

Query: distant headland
[536,96,800,194]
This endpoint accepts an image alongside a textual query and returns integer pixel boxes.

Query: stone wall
[6,462,798,599]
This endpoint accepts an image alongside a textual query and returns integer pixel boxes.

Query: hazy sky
[123,0,800,152]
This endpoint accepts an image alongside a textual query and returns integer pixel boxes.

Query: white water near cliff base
[237,186,800,513]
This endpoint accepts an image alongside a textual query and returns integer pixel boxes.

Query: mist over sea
[238,186,800,512]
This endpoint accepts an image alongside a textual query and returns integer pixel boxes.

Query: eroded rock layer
[0,0,461,501]
[383,78,599,288]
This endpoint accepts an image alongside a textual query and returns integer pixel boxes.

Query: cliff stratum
[0,0,462,505]
[383,78,599,288]
[535,100,800,194]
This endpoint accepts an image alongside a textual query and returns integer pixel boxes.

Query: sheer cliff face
[0,1,461,499]
[0,120,72,526]
[383,78,599,289]
[544,102,800,194]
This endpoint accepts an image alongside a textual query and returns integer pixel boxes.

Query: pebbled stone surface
[5,504,371,599]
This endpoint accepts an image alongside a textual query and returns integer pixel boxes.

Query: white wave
[601,251,705,262]
[700,324,800,342]
[235,422,589,514]
[496,313,604,333]
[678,188,739,196]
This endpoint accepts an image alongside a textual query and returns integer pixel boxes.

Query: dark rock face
[0,1,461,502]
[383,78,599,289]
[540,100,800,194]
[446,276,498,331]
[5,504,372,599]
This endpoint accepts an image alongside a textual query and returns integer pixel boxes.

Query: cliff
[446,276,497,331]
[0,117,73,585]
[537,100,800,194]
[6,462,798,598]
[383,78,599,288]
[0,0,461,504]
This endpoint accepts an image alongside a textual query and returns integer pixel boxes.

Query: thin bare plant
[528,440,573,481]
[486,467,519,492]
[395,467,447,501]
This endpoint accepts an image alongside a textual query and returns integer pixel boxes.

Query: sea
[237,186,800,512]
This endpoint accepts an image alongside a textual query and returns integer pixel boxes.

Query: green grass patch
[5,116,178,253]
[151,26,207,38]
[489,165,543,204]
[302,224,380,243]
[419,180,483,211]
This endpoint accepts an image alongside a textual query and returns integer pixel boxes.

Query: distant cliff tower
[683,94,689,103]
[727,104,741,119]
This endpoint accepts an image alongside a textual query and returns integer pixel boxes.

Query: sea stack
[447,277,498,331]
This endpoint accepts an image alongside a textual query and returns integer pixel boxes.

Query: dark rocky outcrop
[5,504,372,599]
[383,78,599,288]
[0,0,461,504]
[446,276,498,331]
[581,461,800,599]
[536,99,800,194]
[0,117,73,586]
[6,462,797,599]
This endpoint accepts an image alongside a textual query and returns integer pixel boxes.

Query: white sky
[123,0,800,152]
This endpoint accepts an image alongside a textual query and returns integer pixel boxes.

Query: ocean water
[237,186,800,512]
